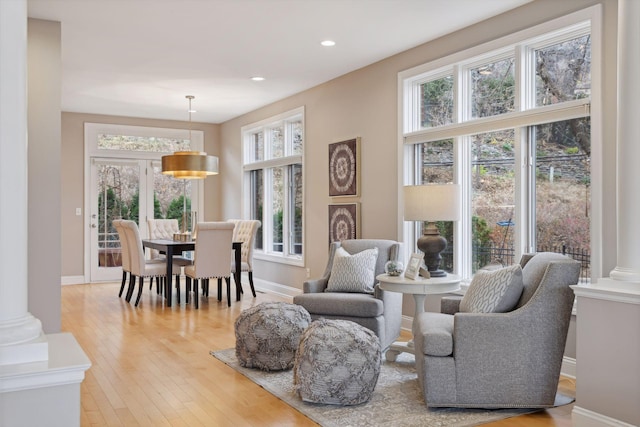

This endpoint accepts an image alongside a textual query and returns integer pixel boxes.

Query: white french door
[84,123,205,283]
[89,158,152,282]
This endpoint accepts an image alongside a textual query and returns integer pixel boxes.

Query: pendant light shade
[161,95,219,179]
[162,151,218,179]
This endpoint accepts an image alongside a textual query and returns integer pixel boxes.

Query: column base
[0,313,46,365]
[0,332,48,366]
[0,332,91,427]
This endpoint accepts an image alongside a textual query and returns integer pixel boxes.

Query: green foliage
[166,195,191,229]
[153,193,163,219]
[472,216,492,247]
[128,191,139,223]
[564,146,579,154]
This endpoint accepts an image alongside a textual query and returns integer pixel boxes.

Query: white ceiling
[27,0,531,124]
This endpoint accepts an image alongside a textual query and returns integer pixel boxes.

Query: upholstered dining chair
[184,222,235,308]
[121,220,183,306]
[147,218,192,263]
[112,219,130,298]
[413,252,580,408]
[293,239,404,351]
[227,219,261,298]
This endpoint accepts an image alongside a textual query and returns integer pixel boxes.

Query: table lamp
[403,184,460,277]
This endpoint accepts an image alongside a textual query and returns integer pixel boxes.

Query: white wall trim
[61,276,86,286]
[561,356,576,379]
[572,406,637,427]
[254,277,302,300]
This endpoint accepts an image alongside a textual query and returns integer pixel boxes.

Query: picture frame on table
[328,137,360,197]
[404,253,424,280]
[328,203,360,243]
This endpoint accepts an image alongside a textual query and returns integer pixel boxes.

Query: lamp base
[416,222,448,278]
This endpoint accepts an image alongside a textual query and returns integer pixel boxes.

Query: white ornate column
[0,0,47,366]
[572,1,640,426]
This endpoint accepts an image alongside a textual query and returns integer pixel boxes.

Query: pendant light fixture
[162,95,218,236]
[161,95,219,179]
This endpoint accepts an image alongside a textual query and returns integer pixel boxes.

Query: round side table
[377,273,461,362]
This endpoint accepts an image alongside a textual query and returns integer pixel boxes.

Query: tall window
[242,107,304,264]
[401,9,596,281]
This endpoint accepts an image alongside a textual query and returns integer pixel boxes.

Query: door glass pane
[289,164,303,255]
[271,167,284,253]
[470,129,516,271]
[249,131,264,163]
[152,164,192,231]
[470,57,515,119]
[98,134,191,152]
[420,75,454,129]
[535,34,591,107]
[419,139,454,273]
[534,118,590,279]
[97,164,139,267]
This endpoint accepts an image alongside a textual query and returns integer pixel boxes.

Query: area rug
[211,348,573,427]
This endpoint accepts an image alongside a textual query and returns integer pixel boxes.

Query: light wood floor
[62,282,575,426]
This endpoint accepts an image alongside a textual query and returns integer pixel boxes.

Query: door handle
[91,224,97,228]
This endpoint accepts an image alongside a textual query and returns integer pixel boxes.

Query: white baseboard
[561,356,576,379]
[253,277,302,300]
[61,276,85,286]
[572,406,637,427]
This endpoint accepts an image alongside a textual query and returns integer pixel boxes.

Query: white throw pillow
[326,247,379,294]
[460,264,524,313]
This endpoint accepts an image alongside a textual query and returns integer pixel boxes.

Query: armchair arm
[441,296,462,314]
[303,277,329,293]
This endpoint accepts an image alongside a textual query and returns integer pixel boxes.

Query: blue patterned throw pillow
[326,247,379,294]
[460,263,524,313]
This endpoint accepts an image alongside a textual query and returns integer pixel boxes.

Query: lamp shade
[403,184,460,221]
[161,151,219,179]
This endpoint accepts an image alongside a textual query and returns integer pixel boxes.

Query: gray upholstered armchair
[293,239,403,351]
[414,252,580,408]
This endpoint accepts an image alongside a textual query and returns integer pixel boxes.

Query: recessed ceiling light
[251,76,265,81]
[321,40,336,47]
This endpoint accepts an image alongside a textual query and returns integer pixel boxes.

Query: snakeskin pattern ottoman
[235,302,311,371]
[293,319,381,405]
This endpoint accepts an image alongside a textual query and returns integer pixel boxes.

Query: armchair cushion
[295,292,383,318]
[326,247,378,294]
[460,264,523,313]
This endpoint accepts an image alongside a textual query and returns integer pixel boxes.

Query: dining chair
[227,219,261,298]
[112,219,130,298]
[184,222,235,308]
[147,219,193,261]
[121,220,184,306]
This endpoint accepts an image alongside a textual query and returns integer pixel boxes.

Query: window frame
[242,107,305,266]
[398,6,601,283]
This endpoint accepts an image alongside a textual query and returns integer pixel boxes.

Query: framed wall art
[329,137,360,197]
[328,203,360,243]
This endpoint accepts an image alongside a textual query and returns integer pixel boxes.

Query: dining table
[142,239,243,307]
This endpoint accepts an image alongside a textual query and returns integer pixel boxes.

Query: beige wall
[220,0,618,294]
[28,18,62,333]
[60,113,221,277]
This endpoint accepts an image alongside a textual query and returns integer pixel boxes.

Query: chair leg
[185,277,191,304]
[149,276,153,291]
[175,275,180,305]
[226,277,232,307]
[135,277,145,306]
[126,275,136,302]
[204,279,209,297]
[194,279,199,309]
[217,278,222,302]
[248,271,257,297]
[119,271,127,297]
